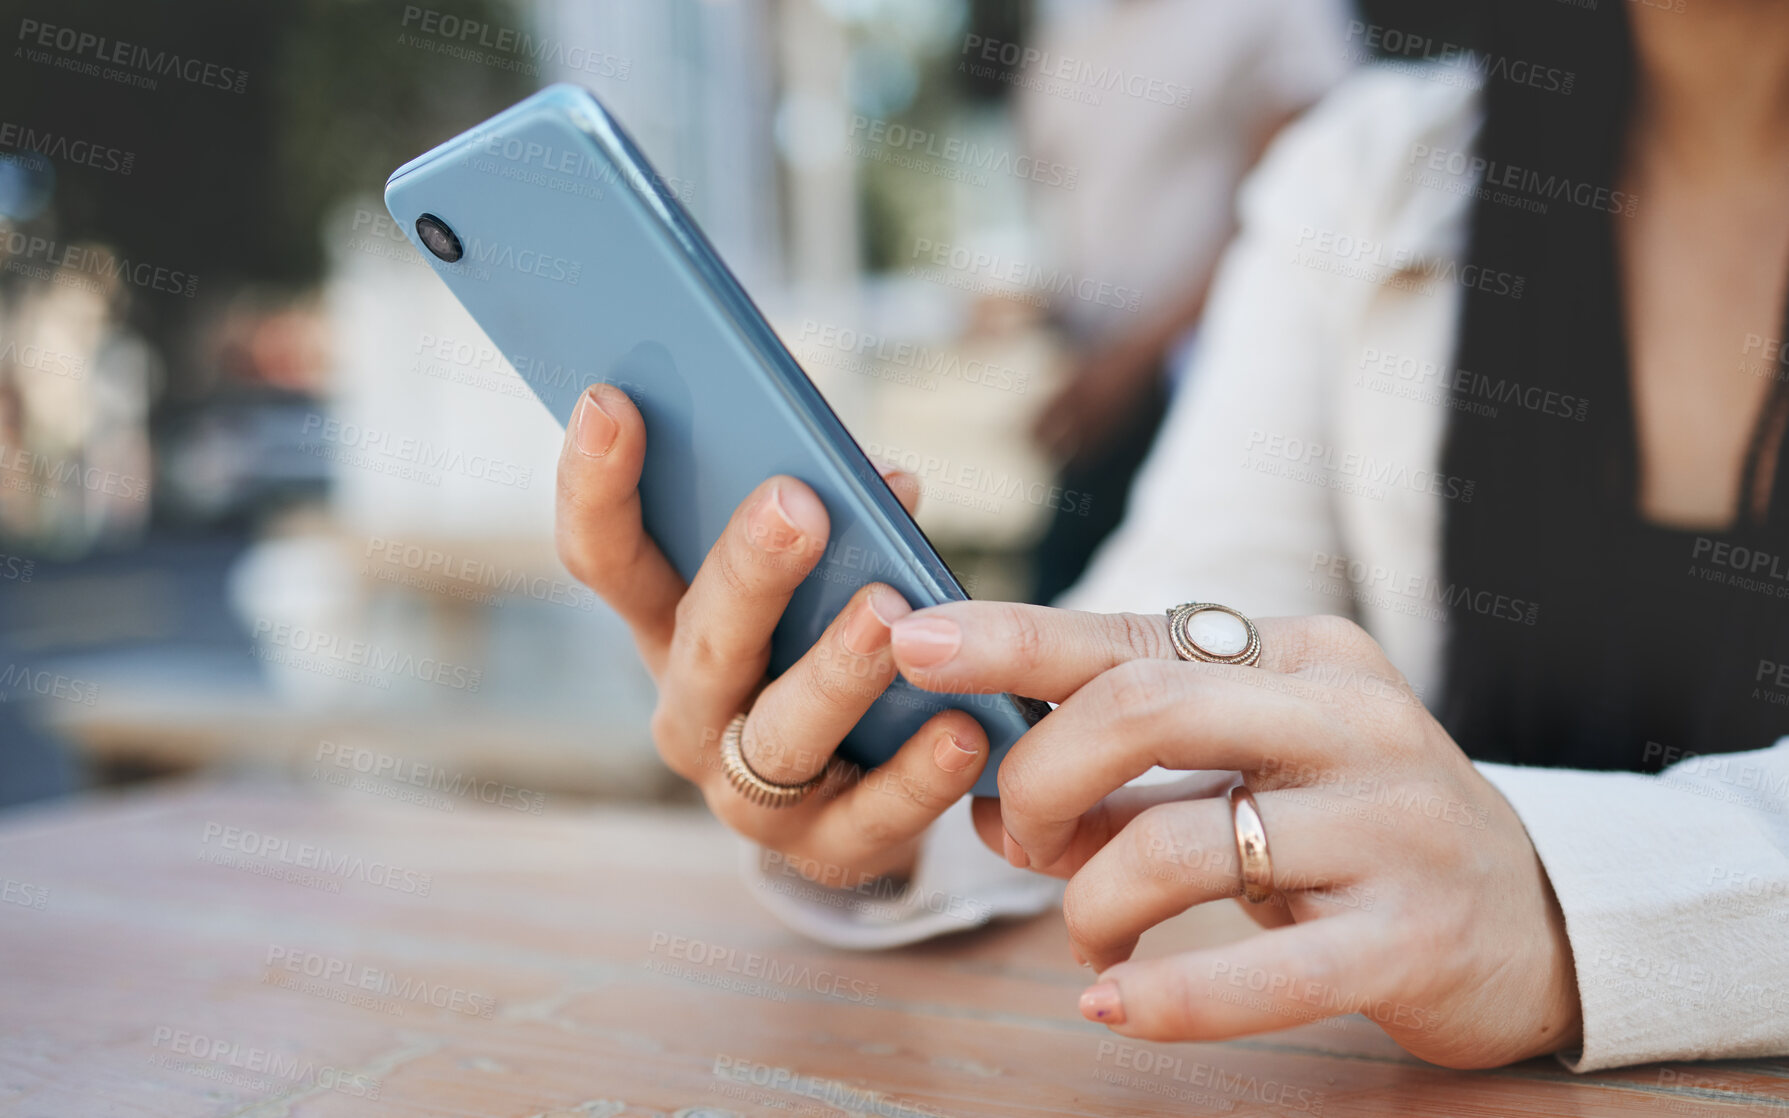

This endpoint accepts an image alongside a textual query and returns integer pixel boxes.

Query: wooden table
[3,781,1785,1116]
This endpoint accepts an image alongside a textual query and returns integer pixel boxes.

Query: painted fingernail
[748,486,804,552]
[843,586,907,655]
[1002,827,1030,869]
[572,387,618,457]
[1079,982,1125,1025]
[933,733,978,773]
[890,616,960,667]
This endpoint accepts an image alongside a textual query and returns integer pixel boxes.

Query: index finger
[889,601,1330,703]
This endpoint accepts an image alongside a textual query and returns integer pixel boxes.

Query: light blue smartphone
[385,84,1046,797]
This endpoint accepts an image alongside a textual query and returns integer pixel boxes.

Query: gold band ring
[1229,783,1275,903]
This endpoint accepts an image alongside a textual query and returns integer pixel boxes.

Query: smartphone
[385,84,1045,797]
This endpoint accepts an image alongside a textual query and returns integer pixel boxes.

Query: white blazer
[745,68,1789,1072]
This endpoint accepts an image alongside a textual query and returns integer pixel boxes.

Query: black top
[1456,514,1789,773]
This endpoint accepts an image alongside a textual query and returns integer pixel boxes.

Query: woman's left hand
[888,602,1583,1069]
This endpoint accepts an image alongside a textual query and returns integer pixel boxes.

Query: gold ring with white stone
[718,713,828,808]
[1166,602,1262,667]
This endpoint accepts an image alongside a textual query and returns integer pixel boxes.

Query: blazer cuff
[740,797,1062,950]
[1477,748,1789,1071]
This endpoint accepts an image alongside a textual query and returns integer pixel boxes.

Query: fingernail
[1070,943,1088,967]
[933,733,977,773]
[748,486,804,553]
[572,387,618,457]
[1079,982,1125,1025]
[891,616,960,667]
[1002,827,1030,869]
[843,587,906,655]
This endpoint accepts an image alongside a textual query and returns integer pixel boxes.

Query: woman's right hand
[554,383,992,886]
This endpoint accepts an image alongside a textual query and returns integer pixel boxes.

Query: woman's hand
[555,384,990,886]
[888,602,1582,1069]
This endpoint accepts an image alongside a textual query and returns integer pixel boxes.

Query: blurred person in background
[1019,0,1354,603]
[558,0,1789,1072]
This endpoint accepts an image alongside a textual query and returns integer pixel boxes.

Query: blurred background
[0,0,1473,811]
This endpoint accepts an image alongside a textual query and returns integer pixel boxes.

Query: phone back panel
[385,85,1041,797]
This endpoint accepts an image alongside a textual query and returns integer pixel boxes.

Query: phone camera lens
[415,213,463,262]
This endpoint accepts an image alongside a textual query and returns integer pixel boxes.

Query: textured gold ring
[718,713,828,808]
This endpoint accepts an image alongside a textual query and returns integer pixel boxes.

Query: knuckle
[1111,611,1172,661]
[739,716,823,785]
[995,749,1036,811]
[1305,614,1373,659]
[850,804,909,853]
[1094,658,1180,725]
[1006,606,1052,673]
[712,543,767,602]
[1060,881,1106,951]
[798,651,880,710]
[1152,966,1202,1037]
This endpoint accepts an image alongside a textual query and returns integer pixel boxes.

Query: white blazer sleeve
[1478,738,1789,1071]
